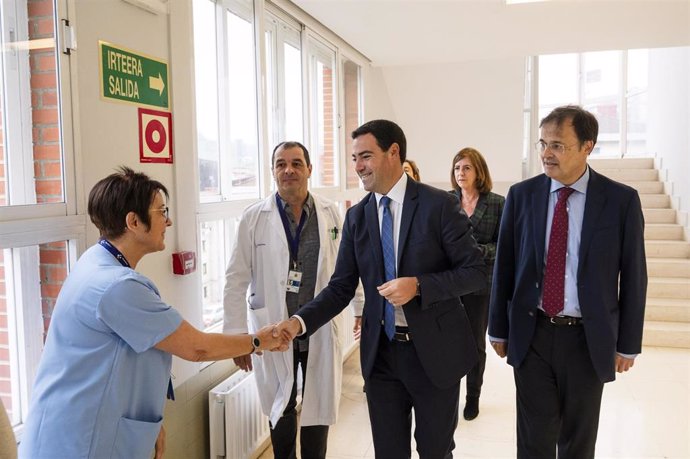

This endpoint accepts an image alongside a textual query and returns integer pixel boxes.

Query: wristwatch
[250,335,261,353]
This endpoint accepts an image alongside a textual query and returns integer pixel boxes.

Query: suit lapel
[397,178,419,266]
[471,193,488,226]
[578,168,606,277]
[365,193,384,275]
[532,176,551,280]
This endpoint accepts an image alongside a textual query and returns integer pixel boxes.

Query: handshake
[235,317,305,371]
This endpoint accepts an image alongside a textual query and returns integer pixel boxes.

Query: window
[626,49,649,156]
[342,58,362,189]
[198,218,238,330]
[0,0,80,433]
[537,50,650,157]
[192,0,367,330]
[193,0,260,203]
[193,0,261,329]
[265,11,304,148]
[307,36,338,188]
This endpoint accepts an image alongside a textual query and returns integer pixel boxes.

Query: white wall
[71,0,202,382]
[377,58,525,192]
[648,46,690,217]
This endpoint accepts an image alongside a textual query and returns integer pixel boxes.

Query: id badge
[286,270,302,293]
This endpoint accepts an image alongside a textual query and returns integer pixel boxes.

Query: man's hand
[353,316,362,340]
[233,354,253,371]
[615,354,635,373]
[154,425,166,459]
[490,340,507,358]
[255,324,290,352]
[273,317,302,343]
[377,277,418,308]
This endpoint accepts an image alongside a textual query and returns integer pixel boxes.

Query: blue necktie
[380,196,396,340]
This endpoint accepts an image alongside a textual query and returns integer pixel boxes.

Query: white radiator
[209,371,269,459]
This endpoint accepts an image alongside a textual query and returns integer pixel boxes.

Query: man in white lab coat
[223,141,362,459]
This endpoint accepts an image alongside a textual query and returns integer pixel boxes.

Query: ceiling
[291,0,690,66]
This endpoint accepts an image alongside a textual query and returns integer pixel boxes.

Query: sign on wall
[139,108,173,164]
[99,41,169,109]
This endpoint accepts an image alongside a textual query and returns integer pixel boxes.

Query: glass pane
[626,49,649,156]
[538,53,578,121]
[284,42,303,142]
[265,29,276,147]
[2,241,70,426]
[199,220,236,330]
[0,0,63,207]
[343,59,361,189]
[193,0,221,198]
[582,51,621,157]
[224,9,260,200]
[309,43,337,188]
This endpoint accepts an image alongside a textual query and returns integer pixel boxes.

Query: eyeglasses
[151,206,170,220]
[534,141,580,154]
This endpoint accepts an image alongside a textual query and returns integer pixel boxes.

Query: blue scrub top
[19,244,183,459]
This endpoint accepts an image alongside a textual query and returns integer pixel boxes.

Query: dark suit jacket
[297,176,487,389]
[488,168,647,383]
[452,190,505,293]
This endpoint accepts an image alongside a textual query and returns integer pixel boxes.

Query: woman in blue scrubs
[19,167,286,459]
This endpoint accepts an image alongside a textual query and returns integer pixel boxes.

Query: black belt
[393,327,412,342]
[381,321,412,341]
[538,309,582,326]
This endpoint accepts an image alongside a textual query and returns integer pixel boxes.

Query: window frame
[0,0,81,434]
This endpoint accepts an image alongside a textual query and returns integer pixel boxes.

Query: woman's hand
[256,324,290,352]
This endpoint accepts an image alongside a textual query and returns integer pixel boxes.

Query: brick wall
[343,61,360,189]
[319,67,335,186]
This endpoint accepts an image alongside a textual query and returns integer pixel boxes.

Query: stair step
[629,181,664,194]
[646,241,690,258]
[589,158,654,169]
[639,194,670,209]
[643,208,676,223]
[647,258,690,277]
[645,298,690,322]
[642,321,690,348]
[598,169,658,181]
[645,224,685,241]
[647,277,690,299]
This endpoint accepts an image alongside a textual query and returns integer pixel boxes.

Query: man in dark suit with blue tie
[276,119,486,458]
[489,105,647,459]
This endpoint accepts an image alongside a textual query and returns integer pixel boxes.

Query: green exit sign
[99,41,169,109]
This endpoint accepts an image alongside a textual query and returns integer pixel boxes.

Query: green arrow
[149,73,165,96]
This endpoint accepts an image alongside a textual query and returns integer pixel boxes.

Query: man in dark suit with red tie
[276,119,487,458]
[489,105,647,459]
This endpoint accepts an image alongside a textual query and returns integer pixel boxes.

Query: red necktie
[542,187,575,317]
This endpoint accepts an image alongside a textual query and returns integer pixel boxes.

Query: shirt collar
[549,165,589,195]
[277,192,314,219]
[375,172,408,207]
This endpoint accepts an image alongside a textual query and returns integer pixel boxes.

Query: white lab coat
[223,193,362,427]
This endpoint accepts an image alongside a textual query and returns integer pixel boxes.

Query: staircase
[589,158,690,349]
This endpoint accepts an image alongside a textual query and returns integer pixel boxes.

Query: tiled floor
[258,344,690,458]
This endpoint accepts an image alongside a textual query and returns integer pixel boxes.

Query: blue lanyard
[98,239,131,268]
[276,193,307,268]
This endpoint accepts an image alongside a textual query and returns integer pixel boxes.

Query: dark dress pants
[270,347,329,459]
[460,293,489,398]
[365,331,460,459]
[514,316,604,459]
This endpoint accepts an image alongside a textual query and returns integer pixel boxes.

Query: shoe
[463,396,479,420]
